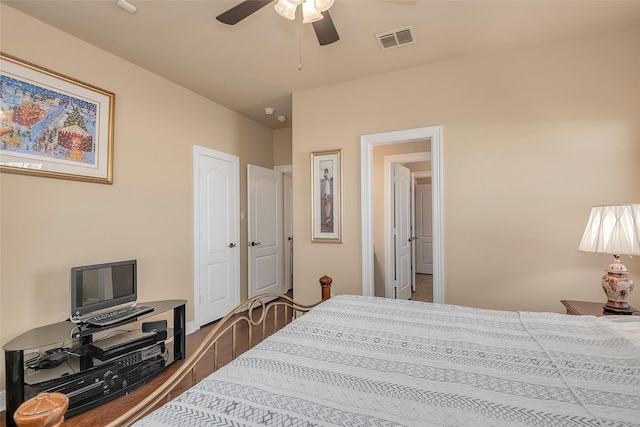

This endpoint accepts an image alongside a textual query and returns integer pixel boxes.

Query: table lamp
[578,204,640,314]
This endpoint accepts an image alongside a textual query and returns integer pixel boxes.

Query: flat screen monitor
[70,259,137,319]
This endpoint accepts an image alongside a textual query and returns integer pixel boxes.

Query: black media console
[3,299,186,427]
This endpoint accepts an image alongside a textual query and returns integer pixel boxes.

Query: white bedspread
[136,295,640,426]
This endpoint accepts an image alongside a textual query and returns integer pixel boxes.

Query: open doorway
[275,165,293,296]
[379,150,430,300]
[361,126,444,303]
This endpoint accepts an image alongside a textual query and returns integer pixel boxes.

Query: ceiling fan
[216,0,340,46]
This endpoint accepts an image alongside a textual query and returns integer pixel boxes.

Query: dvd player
[89,330,158,361]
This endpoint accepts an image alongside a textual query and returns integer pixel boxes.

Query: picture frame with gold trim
[0,53,115,184]
[311,149,342,243]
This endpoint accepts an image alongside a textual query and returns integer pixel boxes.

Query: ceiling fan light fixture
[302,0,323,23]
[116,0,136,13]
[314,0,334,12]
[274,0,297,20]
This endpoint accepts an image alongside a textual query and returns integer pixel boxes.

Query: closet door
[247,164,283,299]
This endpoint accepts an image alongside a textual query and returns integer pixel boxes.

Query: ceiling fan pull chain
[298,10,303,71]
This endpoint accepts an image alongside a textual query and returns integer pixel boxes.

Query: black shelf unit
[3,300,186,427]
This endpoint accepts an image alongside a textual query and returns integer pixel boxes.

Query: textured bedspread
[136,295,640,426]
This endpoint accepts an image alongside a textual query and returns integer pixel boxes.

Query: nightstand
[560,300,639,316]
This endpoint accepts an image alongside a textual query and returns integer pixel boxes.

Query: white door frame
[411,171,432,289]
[193,146,240,330]
[384,152,430,299]
[275,165,293,292]
[361,126,444,303]
[410,174,416,293]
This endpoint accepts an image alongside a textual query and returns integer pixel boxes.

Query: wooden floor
[411,273,433,302]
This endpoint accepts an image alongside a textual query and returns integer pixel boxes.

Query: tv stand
[3,299,186,427]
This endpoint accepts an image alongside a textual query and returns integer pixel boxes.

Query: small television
[70,259,137,320]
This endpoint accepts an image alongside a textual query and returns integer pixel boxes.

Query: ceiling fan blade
[312,11,340,46]
[216,0,273,25]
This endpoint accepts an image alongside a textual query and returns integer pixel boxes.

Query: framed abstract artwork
[311,149,342,243]
[0,53,115,184]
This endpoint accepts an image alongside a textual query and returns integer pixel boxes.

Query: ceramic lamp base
[601,257,634,315]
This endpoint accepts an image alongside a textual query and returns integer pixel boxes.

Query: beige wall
[0,5,273,393]
[273,127,293,166]
[273,128,292,166]
[292,25,640,311]
[406,162,431,174]
[372,141,430,297]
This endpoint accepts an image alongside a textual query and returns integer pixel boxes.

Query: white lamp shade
[314,0,334,12]
[302,0,323,23]
[578,204,640,255]
[274,0,297,20]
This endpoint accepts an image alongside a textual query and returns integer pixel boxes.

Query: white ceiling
[4,0,640,129]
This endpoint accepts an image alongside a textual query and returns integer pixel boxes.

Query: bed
[105,280,640,427]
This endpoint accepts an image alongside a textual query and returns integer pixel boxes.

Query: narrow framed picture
[311,149,342,243]
[0,53,115,184]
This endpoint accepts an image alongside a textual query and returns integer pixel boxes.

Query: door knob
[249,241,261,246]
[288,236,293,241]
[228,243,236,248]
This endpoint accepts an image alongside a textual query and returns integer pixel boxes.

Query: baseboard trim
[186,320,198,335]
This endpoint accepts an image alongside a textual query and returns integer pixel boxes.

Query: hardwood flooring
[411,273,433,302]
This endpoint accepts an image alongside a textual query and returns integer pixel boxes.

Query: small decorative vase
[13,392,69,427]
[601,258,634,314]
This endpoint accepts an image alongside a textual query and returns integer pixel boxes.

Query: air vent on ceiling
[375,26,416,50]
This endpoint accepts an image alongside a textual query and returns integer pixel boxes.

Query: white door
[194,147,239,326]
[283,174,293,292]
[416,183,433,274]
[248,164,283,298]
[410,175,416,292]
[394,163,412,300]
